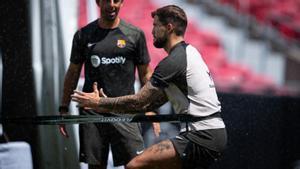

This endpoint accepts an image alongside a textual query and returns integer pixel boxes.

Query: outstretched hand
[71,82,106,110]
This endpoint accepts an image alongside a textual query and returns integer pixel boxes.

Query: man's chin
[103,14,117,21]
[106,16,117,21]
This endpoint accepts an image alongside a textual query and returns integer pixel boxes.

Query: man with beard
[72,5,227,169]
[58,0,160,168]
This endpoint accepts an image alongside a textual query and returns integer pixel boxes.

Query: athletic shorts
[79,118,144,166]
[170,128,227,169]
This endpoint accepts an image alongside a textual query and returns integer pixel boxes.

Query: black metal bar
[0,113,214,125]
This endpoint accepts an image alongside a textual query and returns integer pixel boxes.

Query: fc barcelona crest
[117,39,126,48]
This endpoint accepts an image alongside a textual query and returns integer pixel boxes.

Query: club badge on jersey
[117,39,126,48]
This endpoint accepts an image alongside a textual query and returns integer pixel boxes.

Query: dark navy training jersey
[150,41,225,131]
[70,19,150,97]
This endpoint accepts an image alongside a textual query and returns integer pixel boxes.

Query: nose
[108,0,115,8]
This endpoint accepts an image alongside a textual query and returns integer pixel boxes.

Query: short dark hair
[151,5,188,36]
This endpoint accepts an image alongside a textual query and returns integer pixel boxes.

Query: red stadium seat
[77,0,282,95]
[218,0,300,42]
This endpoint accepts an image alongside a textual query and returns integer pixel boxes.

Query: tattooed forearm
[96,82,168,113]
[148,140,173,154]
[157,142,172,152]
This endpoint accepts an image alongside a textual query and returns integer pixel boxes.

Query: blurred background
[0,0,300,169]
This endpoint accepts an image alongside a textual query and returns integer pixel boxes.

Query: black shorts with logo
[79,120,144,166]
[170,128,227,169]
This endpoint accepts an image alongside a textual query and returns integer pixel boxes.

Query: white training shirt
[150,41,225,131]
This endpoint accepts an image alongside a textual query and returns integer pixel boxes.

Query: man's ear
[166,23,174,33]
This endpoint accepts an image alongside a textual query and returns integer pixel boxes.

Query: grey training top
[150,41,225,131]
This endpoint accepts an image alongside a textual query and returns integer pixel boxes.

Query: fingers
[93,82,99,94]
[73,90,85,96]
[59,125,69,138]
[75,104,92,110]
[71,95,81,102]
[71,94,85,109]
[153,123,161,137]
[100,88,107,98]
[71,86,102,109]
[71,90,89,101]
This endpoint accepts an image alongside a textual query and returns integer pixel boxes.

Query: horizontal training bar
[0,113,214,125]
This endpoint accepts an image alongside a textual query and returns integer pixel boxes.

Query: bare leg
[125,139,182,169]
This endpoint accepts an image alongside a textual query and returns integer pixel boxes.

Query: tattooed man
[72,5,227,169]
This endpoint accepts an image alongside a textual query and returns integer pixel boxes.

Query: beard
[103,13,117,21]
[153,35,168,48]
[101,8,119,21]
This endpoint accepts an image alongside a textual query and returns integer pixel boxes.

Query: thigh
[126,140,182,169]
[110,123,144,166]
[171,130,225,169]
[79,123,110,165]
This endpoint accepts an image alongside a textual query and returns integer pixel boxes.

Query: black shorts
[79,122,144,166]
[170,128,227,169]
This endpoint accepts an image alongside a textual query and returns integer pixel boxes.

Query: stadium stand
[77,0,300,96]
[218,0,300,44]
[120,0,288,95]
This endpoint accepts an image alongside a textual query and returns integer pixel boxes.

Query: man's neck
[98,17,120,29]
[164,35,184,54]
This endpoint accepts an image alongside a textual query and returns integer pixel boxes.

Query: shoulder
[119,20,145,37]
[185,44,201,56]
[80,20,98,32]
[156,43,188,71]
[74,20,98,39]
[168,42,189,63]
[172,42,188,55]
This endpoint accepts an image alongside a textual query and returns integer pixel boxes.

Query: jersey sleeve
[150,55,183,88]
[70,30,85,64]
[134,31,150,65]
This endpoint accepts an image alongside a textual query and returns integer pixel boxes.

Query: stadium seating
[78,0,282,95]
[218,0,300,43]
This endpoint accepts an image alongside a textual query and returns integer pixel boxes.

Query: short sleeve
[70,31,85,64]
[134,31,150,65]
[150,56,183,88]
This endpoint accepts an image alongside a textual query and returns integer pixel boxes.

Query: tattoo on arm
[157,142,172,152]
[147,140,173,154]
[97,82,168,113]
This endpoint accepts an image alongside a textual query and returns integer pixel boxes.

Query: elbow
[140,101,158,112]
[128,99,153,112]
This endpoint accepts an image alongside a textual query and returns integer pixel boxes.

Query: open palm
[72,82,103,109]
